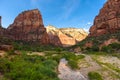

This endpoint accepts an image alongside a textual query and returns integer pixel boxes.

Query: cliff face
[60,28,88,42]
[46,25,87,47]
[0,28,4,36]
[89,0,120,36]
[7,9,49,44]
[46,26,76,47]
[1,9,88,47]
[0,16,5,36]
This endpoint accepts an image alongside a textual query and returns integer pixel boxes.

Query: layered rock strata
[7,9,49,44]
[89,0,120,36]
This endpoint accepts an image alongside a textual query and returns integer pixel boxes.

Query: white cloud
[82,22,92,33]
[83,28,89,33]
[87,22,92,25]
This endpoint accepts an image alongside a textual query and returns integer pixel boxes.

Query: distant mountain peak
[46,25,88,47]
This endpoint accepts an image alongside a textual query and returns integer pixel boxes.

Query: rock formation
[0,28,5,36]
[0,16,5,36]
[99,38,120,49]
[0,9,88,47]
[46,25,76,47]
[46,25,87,47]
[89,0,120,36]
[60,28,88,42]
[7,9,49,44]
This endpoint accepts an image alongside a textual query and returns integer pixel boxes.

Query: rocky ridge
[46,25,76,47]
[60,28,88,42]
[0,16,4,36]
[46,25,87,47]
[0,9,87,47]
[89,0,120,36]
[6,9,50,44]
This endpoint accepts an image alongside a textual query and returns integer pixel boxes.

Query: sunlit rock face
[89,0,120,36]
[7,9,50,44]
[46,25,88,47]
[60,28,88,42]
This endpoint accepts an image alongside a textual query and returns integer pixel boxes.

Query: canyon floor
[0,50,120,80]
[58,53,120,80]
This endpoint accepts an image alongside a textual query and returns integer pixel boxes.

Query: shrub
[88,71,103,80]
[0,55,59,80]
[68,60,79,69]
[91,46,99,51]
[109,43,120,50]
[85,46,99,52]
[7,50,15,55]
[101,46,112,53]
[101,43,120,53]
[62,52,85,69]
[54,47,63,52]
[0,58,12,74]
[43,59,58,69]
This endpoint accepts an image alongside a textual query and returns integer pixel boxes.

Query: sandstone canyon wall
[0,16,5,36]
[7,9,49,44]
[46,26,76,47]
[60,28,88,42]
[46,25,87,47]
[89,0,120,36]
[0,9,87,47]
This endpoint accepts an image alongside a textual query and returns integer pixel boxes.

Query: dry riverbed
[58,53,120,80]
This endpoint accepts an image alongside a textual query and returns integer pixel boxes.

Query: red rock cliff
[89,0,120,36]
[7,9,49,44]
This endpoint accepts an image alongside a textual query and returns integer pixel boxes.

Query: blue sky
[0,0,107,32]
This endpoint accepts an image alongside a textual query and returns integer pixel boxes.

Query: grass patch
[111,53,120,59]
[101,63,120,73]
[12,41,65,52]
[44,51,85,70]
[88,71,103,80]
[62,52,85,69]
[91,54,120,78]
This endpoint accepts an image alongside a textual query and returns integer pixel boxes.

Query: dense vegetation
[0,41,86,80]
[0,53,59,80]
[70,32,120,53]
